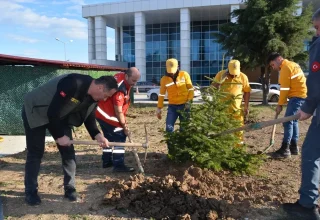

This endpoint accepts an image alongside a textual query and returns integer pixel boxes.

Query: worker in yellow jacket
[267,52,307,158]
[212,60,251,144]
[156,58,194,152]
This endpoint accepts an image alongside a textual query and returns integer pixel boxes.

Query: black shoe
[283,201,320,220]
[25,191,41,206]
[102,162,113,168]
[290,141,299,155]
[272,142,291,158]
[64,188,78,202]
[113,165,135,172]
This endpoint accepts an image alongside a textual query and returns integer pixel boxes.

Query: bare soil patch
[0,104,310,219]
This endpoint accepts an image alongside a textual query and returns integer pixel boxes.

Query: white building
[82,0,314,85]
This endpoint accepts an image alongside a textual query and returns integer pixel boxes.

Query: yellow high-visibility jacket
[157,71,194,108]
[278,59,307,105]
[214,70,251,111]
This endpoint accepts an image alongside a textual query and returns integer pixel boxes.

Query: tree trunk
[260,66,270,105]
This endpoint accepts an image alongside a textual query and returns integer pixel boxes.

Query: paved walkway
[0,136,54,158]
[0,136,26,158]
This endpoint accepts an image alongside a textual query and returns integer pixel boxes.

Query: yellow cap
[166,58,178,73]
[228,60,241,76]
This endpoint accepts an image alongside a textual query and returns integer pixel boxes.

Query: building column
[134,12,146,81]
[180,8,190,74]
[120,26,124,62]
[230,5,240,23]
[115,27,121,61]
[88,17,95,63]
[95,16,107,65]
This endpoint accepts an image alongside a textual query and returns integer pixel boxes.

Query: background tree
[215,0,313,104]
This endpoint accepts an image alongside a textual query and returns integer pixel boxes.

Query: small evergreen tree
[215,0,313,104]
[164,82,264,174]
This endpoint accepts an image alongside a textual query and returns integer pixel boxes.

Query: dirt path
[0,104,311,219]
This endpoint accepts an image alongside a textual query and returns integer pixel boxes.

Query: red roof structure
[0,54,127,71]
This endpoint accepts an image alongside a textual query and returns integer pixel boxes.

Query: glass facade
[146,23,181,83]
[122,26,135,68]
[122,21,228,85]
[190,20,228,86]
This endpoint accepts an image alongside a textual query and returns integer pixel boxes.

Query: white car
[249,82,280,102]
[147,86,201,101]
[269,84,280,90]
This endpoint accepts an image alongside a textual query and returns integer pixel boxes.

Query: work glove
[156,108,162,120]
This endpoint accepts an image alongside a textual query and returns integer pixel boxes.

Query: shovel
[257,113,279,154]
[211,114,299,137]
[127,132,145,174]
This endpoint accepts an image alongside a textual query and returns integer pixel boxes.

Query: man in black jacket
[22,73,118,206]
[282,8,320,220]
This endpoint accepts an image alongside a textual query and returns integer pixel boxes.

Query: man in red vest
[96,67,140,172]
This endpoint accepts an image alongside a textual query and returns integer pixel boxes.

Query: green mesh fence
[0,66,115,135]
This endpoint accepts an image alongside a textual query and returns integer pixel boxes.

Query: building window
[122,26,135,68]
[122,20,230,85]
[190,20,229,86]
[145,22,180,83]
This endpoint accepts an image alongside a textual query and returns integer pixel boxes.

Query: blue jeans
[97,119,127,167]
[283,97,305,144]
[166,104,189,153]
[299,116,320,208]
[166,104,189,133]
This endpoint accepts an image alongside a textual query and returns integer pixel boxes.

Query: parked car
[249,82,280,102]
[269,84,280,90]
[134,81,158,92]
[147,86,201,101]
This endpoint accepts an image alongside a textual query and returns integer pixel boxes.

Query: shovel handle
[213,114,299,137]
[70,140,147,148]
[270,113,279,143]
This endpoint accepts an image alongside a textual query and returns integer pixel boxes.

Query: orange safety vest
[95,73,130,128]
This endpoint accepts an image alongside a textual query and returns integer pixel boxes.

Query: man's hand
[276,105,283,115]
[212,83,221,89]
[243,107,249,118]
[123,124,130,136]
[185,101,192,110]
[95,133,109,147]
[156,108,162,120]
[297,109,312,121]
[56,135,71,146]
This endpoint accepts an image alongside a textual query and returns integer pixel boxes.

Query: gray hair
[312,8,320,21]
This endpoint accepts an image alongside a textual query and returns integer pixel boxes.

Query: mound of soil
[103,166,280,219]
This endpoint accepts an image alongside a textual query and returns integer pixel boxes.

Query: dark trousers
[299,116,320,208]
[97,119,127,167]
[22,107,76,194]
[0,197,3,220]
